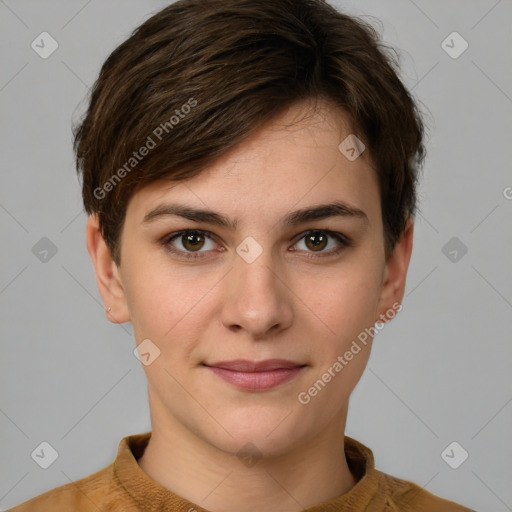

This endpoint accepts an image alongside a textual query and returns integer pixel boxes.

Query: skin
[86,99,413,512]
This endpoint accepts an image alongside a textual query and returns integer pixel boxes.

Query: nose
[219,250,294,340]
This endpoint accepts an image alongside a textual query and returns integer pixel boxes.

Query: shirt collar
[114,430,380,511]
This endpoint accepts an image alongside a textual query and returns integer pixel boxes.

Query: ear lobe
[86,214,131,324]
[376,219,414,323]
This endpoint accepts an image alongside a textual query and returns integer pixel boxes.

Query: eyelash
[160,229,352,261]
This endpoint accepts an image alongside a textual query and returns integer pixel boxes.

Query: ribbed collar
[114,431,381,511]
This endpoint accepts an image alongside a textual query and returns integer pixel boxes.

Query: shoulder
[4,462,133,512]
[376,469,477,512]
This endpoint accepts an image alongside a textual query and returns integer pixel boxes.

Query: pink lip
[204,359,306,391]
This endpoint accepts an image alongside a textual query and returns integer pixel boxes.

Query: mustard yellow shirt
[6,431,476,511]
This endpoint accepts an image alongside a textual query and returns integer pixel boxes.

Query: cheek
[123,257,218,346]
[299,261,383,343]
[296,268,381,409]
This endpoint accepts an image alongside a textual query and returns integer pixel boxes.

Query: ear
[86,214,131,324]
[375,218,414,323]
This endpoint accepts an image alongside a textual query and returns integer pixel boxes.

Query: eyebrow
[142,201,369,229]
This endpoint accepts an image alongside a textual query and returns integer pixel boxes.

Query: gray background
[1,0,511,510]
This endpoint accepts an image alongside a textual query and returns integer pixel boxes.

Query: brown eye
[181,232,206,252]
[163,230,218,259]
[293,230,351,258]
[304,232,328,252]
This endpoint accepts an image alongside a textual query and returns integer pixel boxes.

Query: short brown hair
[73,0,426,265]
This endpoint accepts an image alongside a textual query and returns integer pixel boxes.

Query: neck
[137,405,357,512]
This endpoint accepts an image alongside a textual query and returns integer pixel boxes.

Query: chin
[205,404,312,459]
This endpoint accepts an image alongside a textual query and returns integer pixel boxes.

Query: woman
[7,0,475,510]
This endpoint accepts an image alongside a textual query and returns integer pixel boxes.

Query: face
[88,99,412,458]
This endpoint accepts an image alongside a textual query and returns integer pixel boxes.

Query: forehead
[125,100,380,227]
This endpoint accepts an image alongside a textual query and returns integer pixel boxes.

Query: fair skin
[86,99,413,512]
